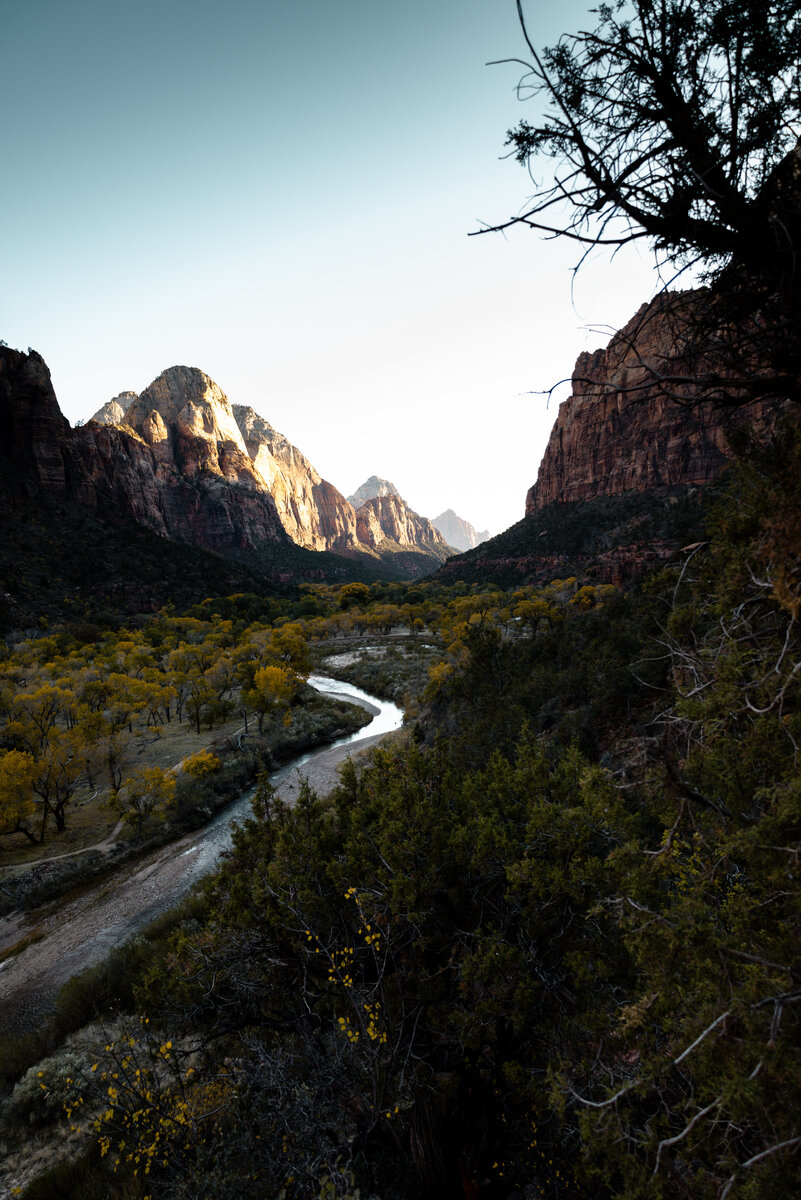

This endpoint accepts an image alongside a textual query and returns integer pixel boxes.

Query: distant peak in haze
[347,475,400,508]
[89,391,137,426]
[432,509,490,553]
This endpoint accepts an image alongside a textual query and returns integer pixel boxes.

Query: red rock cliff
[526,291,777,513]
[75,366,289,553]
[0,347,96,508]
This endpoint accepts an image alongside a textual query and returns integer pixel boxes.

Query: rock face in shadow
[526,291,778,513]
[0,347,96,508]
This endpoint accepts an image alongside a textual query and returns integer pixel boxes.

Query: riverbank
[0,686,373,918]
[0,678,403,1035]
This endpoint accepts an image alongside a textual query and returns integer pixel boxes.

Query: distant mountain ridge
[79,364,452,577]
[347,477,490,557]
[432,509,489,553]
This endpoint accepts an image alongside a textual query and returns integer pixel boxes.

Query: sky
[2,0,660,536]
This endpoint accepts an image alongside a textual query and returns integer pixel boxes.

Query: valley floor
[0,688,397,1037]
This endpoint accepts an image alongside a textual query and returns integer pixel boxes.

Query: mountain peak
[347,475,400,508]
[432,510,490,553]
[89,392,137,426]
[124,366,248,457]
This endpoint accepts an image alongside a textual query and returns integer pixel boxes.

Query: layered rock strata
[527,291,776,512]
[355,493,450,560]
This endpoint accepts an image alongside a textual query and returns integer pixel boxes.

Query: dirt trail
[0,713,392,1034]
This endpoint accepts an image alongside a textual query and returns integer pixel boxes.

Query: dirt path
[0,709,394,1035]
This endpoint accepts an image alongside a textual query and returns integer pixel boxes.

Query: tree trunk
[409,1094,463,1200]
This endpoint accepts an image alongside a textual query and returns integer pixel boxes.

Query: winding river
[165,675,403,882]
[0,677,402,1032]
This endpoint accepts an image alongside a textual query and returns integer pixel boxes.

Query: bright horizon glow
[3,0,661,537]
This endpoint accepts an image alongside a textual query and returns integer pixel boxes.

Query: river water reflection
[182,676,403,878]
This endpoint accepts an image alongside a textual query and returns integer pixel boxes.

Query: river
[0,676,402,1032]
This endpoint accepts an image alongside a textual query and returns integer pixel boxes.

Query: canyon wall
[0,347,96,508]
[526,291,777,513]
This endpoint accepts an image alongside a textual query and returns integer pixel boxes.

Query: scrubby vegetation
[437,484,722,587]
[3,437,801,1198]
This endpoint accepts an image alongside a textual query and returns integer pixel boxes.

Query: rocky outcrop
[75,366,289,554]
[432,509,490,552]
[82,370,452,575]
[356,494,451,562]
[123,368,262,484]
[526,291,778,513]
[232,406,358,551]
[0,347,96,508]
[90,393,136,426]
[348,476,400,508]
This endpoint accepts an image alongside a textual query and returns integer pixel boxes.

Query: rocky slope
[347,477,453,570]
[526,291,777,512]
[432,509,489,552]
[355,494,450,558]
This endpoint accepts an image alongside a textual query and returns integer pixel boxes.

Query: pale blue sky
[3,0,657,534]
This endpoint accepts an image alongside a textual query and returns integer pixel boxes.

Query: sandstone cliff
[355,494,451,564]
[526,291,777,513]
[76,367,289,555]
[0,347,96,508]
[232,405,358,552]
